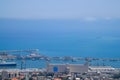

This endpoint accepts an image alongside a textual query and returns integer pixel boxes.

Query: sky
[0,0,120,19]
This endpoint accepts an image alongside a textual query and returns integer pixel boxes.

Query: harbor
[0,49,120,69]
[0,49,120,80]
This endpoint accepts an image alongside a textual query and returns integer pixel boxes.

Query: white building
[89,66,116,73]
[47,62,89,73]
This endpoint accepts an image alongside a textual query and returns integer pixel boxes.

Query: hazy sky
[0,0,120,19]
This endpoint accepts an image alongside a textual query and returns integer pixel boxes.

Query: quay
[0,49,120,62]
[0,49,120,63]
[0,49,39,53]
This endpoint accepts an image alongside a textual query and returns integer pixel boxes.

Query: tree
[112,73,120,79]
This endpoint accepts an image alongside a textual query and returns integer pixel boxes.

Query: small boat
[0,60,17,66]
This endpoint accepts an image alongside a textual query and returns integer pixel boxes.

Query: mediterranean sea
[0,19,120,68]
[0,19,120,58]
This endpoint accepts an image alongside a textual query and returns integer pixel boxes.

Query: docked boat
[0,60,17,66]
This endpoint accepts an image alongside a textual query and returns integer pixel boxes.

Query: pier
[0,49,120,70]
[0,49,39,54]
[0,49,120,63]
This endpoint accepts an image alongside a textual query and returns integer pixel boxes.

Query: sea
[0,19,120,68]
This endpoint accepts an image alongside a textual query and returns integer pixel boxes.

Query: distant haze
[0,0,120,19]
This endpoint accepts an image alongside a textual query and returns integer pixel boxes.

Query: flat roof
[48,63,84,66]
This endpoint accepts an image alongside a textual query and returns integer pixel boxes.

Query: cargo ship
[0,60,17,67]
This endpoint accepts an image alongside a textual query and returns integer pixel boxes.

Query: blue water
[0,19,120,58]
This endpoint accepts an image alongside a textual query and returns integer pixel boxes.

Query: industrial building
[89,66,116,73]
[47,62,89,73]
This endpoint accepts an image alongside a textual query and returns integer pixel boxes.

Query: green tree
[112,73,120,79]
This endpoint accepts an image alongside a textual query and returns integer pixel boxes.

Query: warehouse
[47,62,88,73]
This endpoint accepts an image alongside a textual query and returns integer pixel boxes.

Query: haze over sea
[0,19,120,58]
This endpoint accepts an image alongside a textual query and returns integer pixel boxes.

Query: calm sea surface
[0,19,120,68]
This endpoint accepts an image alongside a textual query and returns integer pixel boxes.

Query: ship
[0,60,17,67]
